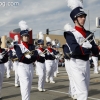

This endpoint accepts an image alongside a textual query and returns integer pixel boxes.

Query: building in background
[1,35,7,48]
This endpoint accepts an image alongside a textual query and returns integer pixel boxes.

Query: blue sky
[0,0,100,39]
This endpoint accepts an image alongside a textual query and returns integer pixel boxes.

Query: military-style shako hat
[46,36,52,46]
[37,32,44,45]
[19,20,29,36]
[67,0,87,22]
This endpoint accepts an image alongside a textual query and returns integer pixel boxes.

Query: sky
[0,0,100,39]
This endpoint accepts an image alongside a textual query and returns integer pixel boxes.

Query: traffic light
[46,29,49,35]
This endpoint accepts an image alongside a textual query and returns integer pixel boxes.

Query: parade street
[1,67,100,100]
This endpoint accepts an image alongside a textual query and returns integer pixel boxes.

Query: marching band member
[4,38,14,78]
[14,21,39,100]
[9,35,20,87]
[55,40,61,74]
[0,38,8,99]
[45,37,55,83]
[36,32,46,92]
[52,40,59,77]
[4,48,11,79]
[65,0,99,100]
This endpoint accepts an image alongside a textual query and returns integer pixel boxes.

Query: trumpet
[81,33,94,45]
[6,37,14,47]
[12,58,19,62]
[39,49,48,56]
[24,50,35,56]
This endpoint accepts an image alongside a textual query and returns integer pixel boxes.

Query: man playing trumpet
[64,0,99,100]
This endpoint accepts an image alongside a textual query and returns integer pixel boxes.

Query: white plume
[38,31,44,40]
[52,40,56,45]
[19,20,28,30]
[14,35,19,41]
[46,36,51,42]
[66,0,83,10]
[64,23,73,31]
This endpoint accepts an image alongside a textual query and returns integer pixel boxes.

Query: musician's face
[47,45,51,48]
[39,44,44,48]
[53,47,56,50]
[22,35,29,42]
[75,14,86,27]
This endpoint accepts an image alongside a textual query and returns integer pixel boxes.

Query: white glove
[55,55,60,59]
[13,52,16,56]
[0,53,3,59]
[25,54,31,59]
[82,41,92,49]
[40,54,45,57]
[50,52,54,55]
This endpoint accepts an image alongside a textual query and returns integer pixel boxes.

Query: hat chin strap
[76,18,84,28]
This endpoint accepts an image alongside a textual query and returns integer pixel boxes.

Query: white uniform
[65,28,99,100]
[4,60,11,78]
[45,60,55,82]
[92,56,98,74]
[18,62,33,100]
[63,44,76,99]
[45,48,55,83]
[14,43,37,100]
[54,59,58,77]
[13,60,19,86]
[65,59,77,97]
[36,48,46,90]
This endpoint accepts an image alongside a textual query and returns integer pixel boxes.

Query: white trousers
[70,58,90,100]
[54,59,59,76]
[4,60,11,77]
[92,56,98,72]
[18,63,34,100]
[13,61,19,85]
[0,64,5,95]
[35,61,38,75]
[65,59,76,96]
[36,62,46,89]
[45,60,55,81]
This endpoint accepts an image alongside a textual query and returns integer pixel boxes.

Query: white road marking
[3,82,100,100]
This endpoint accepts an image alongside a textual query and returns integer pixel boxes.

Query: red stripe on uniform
[20,55,25,62]
[80,46,85,55]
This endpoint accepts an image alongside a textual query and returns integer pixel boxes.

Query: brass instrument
[81,30,95,45]
[39,49,47,56]
[81,33,94,45]
[6,37,14,47]
[24,50,35,56]
[12,58,19,62]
